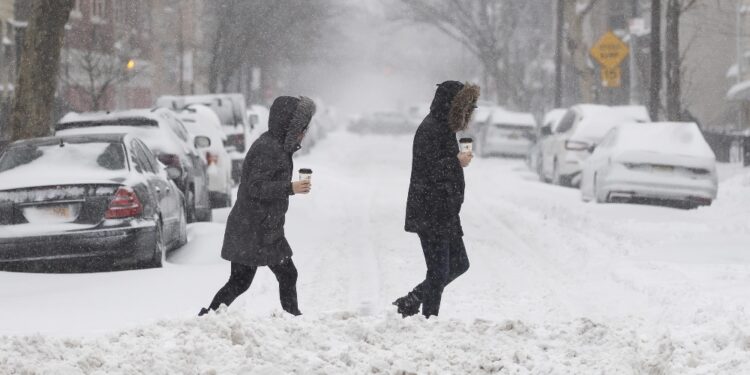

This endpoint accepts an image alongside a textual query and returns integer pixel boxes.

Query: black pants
[411,234,470,317]
[208,258,300,315]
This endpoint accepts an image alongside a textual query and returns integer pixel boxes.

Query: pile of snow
[2,309,749,374]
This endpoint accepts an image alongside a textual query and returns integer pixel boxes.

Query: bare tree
[399,0,528,105]
[9,0,74,141]
[206,0,335,95]
[665,0,699,121]
[61,27,138,111]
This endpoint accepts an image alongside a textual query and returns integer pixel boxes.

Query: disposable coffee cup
[299,168,312,181]
[459,138,473,153]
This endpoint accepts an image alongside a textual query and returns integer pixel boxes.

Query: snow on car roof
[0,138,128,191]
[612,122,715,160]
[488,108,536,128]
[572,104,650,142]
[59,108,165,124]
[543,108,567,127]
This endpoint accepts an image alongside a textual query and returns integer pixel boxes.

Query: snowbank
[2,309,748,374]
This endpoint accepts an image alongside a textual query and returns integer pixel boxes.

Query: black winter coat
[221,96,316,266]
[405,81,474,238]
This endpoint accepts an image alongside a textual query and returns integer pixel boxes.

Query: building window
[92,0,107,19]
[71,0,83,18]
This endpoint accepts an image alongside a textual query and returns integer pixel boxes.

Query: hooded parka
[221,96,316,266]
[405,81,480,237]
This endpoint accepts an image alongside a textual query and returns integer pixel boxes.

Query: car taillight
[565,140,590,151]
[105,187,143,219]
[206,152,219,166]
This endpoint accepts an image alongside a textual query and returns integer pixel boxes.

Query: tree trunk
[565,0,597,104]
[9,0,74,141]
[649,0,662,121]
[665,0,680,121]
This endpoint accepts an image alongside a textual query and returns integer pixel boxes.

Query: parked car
[456,104,495,145]
[177,104,233,208]
[0,134,187,271]
[475,108,536,158]
[533,108,567,179]
[580,122,717,208]
[540,104,650,186]
[156,94,250,182]
[56,108,212,222]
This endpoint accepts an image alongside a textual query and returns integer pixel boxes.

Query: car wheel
[178,206,188,247]
[552,160,561,185]
[186,189,196,223]
[147,219,166,268]
[196,207,213,222]
[224,187,233,207]
[594,173,607,203]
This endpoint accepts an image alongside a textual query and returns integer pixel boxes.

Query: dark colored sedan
[0,133,187,272]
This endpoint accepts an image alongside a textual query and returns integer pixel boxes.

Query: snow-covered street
[2,130,750,374]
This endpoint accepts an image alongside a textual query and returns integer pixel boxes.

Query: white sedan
[178,105,234,208]
[581,122,718,208]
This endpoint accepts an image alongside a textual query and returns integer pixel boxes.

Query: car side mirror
[194,136,211,149]
[588,144,597,153]
[540,126,552,137]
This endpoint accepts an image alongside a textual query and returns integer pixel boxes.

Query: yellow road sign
[590,31,629,69]
[600,66,622,88]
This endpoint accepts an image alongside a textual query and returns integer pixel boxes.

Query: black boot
[198,307,210,317]
[392,293,420,318]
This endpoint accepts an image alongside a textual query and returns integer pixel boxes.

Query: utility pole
[649,0,662,121]
[555,0,564,108]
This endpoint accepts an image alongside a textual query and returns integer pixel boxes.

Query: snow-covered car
[156,94,251,183]
[56,108,212,222]
[0,133,187,271]
[456,104,495,145]
[178,105,233,208]
[177,104,234,208]
[541,104,650,186]
[529,108,566,177]
[580,122,718,208]
[476,108,536,158]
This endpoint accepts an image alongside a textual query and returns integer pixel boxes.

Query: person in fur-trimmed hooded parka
[394,81,480,318]
[200,96,316,317]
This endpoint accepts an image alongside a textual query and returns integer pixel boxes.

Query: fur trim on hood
[283,96,316,153]
[448,83,481,133]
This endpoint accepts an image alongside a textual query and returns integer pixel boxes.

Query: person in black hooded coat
[199,96,316,316]
[394,80,480,318]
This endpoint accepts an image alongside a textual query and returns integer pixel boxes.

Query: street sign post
[591,31,629,88]
[600,66,622,88]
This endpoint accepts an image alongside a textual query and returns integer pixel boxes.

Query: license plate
[23,204,80,223]
[508,133,520,139]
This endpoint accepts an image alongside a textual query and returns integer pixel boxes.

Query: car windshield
[0,141,127,174]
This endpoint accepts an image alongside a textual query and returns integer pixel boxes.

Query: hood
[268,96,317,153]
[429,81,481,132]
